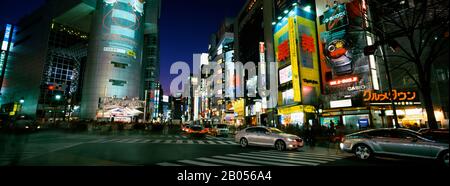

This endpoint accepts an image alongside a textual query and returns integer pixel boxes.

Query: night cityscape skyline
[0,0,448,178]
[0,0,246,95]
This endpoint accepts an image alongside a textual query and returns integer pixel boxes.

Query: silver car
[340,128,449,166]
[235,127,304,151]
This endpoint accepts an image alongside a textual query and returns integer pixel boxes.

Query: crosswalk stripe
[139,139,151,143]
[116,139,133,143]
[257,151,339,161]
[196,157,260,166]
[99,139,118,143]
[266,150,348,159]
[290,152,347,160]
[89,139,107,143]
[213,155,295,166]
[175,136,181,138]
[206,137,214,140]
[178,160,220,166]
[223,141,237,145]
[157,162,182,166]
[181,136,187,139]
[187,140,194,144]
[294,151,350,158]
[163,140,173,143]
[176,140,183,144]
[216,141,227,145]
[240,152,328,164]
[197,141,205,144]
[227,154,318,166]
[206,141,216,144]
[125,139,141,143]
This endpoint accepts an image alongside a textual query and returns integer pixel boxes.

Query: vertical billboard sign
[318,1,371,107]
[297,10,321,106]
[274,7,321,105]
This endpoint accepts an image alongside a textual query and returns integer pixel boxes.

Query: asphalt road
[0,127,442,166]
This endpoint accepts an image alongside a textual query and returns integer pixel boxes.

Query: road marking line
[291,151,351,158]
[196,157,259,166]
[157,162,182,166]
[206,141,216,144]
[240,152,328,164]
[178,160,220,166]
[227,154,318,166]
[116,139,133,143]
[89,139,107,143]
[196,141,205,144]
[213,155,295,166]
[125,139,141,143]
[99,139,118,143]
[258,151,338,161]
[139,139,151,143]
[223,141,237,145]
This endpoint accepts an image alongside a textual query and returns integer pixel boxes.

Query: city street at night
[0,1,448,184]
[0,127,440,167]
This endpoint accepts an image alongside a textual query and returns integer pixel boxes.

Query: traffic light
[48,85,55,91]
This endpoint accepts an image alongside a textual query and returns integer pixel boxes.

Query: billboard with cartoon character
[318,0,373,108]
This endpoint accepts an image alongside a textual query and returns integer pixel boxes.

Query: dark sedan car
[10,115,41,132]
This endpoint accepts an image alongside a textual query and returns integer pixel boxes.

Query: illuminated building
[273,0,321,127]
[1,0,160,121]
[234,0,276,126]
[206,18,235,125]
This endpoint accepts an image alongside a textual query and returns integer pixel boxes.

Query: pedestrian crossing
[88,138,238,145]
[156,150,352,166]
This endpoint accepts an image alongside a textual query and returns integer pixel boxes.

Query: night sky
[0,0,246,95]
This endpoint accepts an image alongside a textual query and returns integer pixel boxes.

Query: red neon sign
[329,77,358,86]
[277,40,290,62]
[301,34,315,53]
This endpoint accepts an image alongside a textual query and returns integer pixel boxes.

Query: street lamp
[19,97,25,104]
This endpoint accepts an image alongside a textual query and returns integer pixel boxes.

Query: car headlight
[25,126,29,129]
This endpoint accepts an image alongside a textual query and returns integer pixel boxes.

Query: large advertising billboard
[318,0,372,108]
[274,6,321,106]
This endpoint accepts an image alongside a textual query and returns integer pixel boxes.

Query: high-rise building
[206,18,235,125]
[234,0,276,126]
[273,0,321,127]
[0,0,160,121]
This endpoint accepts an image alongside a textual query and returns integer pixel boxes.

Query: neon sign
[329,77,358,86]
[277,40,290,62]
[364,90,418,102]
